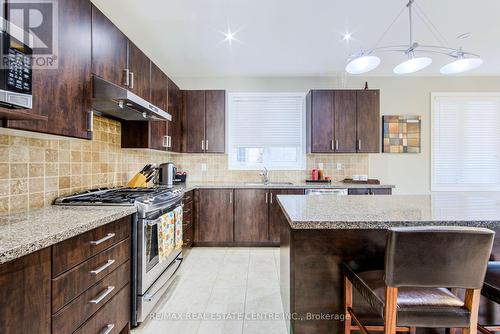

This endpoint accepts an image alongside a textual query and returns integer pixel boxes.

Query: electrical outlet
[318,163,324,170]
[336,163,342,170]
[201,163,207,171]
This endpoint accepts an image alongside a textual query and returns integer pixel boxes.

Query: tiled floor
[132,247,287,334]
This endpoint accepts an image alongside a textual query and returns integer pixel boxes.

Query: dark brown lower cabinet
[234,189,269,242]
[269,189,304,242]
[195,189,234,243]
[0,248,51,334]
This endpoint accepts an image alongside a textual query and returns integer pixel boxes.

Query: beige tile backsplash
[0,116,368,213]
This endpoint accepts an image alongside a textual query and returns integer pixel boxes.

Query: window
[227,92,306,170]
[431,92,500,191]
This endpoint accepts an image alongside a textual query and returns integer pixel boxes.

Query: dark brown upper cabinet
[183,90,225,153]
[7,0,92,139]
[127,41,151,100]
[234,189,269,242]
[168,78,182,152]
[356,90,380,153]
[195,189,234,243]
[91,5,128,88]
[307,89,380,153]
[148,63,169,150]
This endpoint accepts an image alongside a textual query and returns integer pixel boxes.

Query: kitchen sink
[244,182,294,186]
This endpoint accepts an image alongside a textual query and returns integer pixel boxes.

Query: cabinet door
[205,90,225,153]
[91,5,128,87]
[184,90,205,153]
[127,41,151,100]
[149,63,169,150]
[356,90,380,153]
[168,78,182,152]
[334,90,357,153]
[196,189,234,242]
[309,90,334,153]
[234,189,269,242]
[269,189,304,242]
[0,249,51,334]
[7,0,92,139]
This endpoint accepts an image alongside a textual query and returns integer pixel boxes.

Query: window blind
[431,93,500,191]
[227,93,305,170]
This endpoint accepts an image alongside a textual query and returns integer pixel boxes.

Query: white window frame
[431,92,500,192]
[226,92,307,171]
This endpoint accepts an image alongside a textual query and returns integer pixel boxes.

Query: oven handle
[144,202,182,221]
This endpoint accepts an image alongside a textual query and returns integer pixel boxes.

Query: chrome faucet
[259,167,269,184]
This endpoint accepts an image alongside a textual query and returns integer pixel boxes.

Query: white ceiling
[90,0,500,78]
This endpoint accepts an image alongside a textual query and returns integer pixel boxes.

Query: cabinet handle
[229,192,232,204]
[87,111,94,132]
[265,192,268,204]
[270,192,273,204]
[201,140,204,151]
[90,233,115,246]
[90,259,115,275]
[331,140,334,151]
[123,69,130,86]
[129,71,134,89]
[205,140,208,151]
[162,136,169,148]
[357,139,362,151]
[101,324,115,334]
[335,139,339,151]
[89,286,115,304]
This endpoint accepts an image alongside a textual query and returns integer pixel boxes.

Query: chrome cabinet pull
[229,192,232,204]
[331,139,334,151]
[168,136,172,148]
[90,259,115,275]
[101,324,115,334]
[201,140,204,151]
[129,71,134,89]
[162,136,168,148]
[357,139,362,151]
[265,192,268,204]
[89,286,115,304]
[90,233,115,246]
[123,69,130,86]
[270,192,273,204]
[335,139,339,151]
[205,140,208,151]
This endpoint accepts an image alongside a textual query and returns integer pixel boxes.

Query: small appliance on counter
[158,162,177,187]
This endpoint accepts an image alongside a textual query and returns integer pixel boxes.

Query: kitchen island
[277,193,500,334]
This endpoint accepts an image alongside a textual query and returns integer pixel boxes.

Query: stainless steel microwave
[0,28,33,109]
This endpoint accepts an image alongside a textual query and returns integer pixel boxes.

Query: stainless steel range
[55,186,184,326]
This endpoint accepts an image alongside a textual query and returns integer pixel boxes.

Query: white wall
[175,76,500,194]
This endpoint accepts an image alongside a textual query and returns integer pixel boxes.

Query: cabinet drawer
[74,284,130,334]
[52,238,130,312]
[183,224,194,247]
[348,188,392,195]
[52,261,130,334]
[183,200,193,217]
[183,213,193,227]
[52,216,131,277]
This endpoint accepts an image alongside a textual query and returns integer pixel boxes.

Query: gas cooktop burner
[55,187,183,206]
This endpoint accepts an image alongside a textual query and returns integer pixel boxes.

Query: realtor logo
[3,0,58,68]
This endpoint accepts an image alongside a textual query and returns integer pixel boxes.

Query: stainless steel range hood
[91,75,171,121]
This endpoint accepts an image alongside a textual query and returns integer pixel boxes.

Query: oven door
[137,200,182,295]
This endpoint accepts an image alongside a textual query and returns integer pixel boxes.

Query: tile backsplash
[0,116,368,213]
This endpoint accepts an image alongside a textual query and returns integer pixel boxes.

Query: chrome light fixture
[345,0,482,75]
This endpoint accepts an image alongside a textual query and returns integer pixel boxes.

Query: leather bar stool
[478,262,500,334]
[343,226,495,334]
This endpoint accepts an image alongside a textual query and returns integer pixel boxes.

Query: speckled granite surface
[277,193,500,229]
[179,181,394,190]
[0,206,136,264]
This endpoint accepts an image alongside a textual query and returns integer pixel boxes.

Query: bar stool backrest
[384,226,494,288]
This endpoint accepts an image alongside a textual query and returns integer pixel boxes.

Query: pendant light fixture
[345,0,482,75]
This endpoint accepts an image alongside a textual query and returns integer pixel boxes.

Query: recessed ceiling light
[457,32,472,40]
[342,32,352,42]
[220,26,240,45]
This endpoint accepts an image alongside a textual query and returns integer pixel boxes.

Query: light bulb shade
[440,57,483,74]
[393,57,432,74]
[345,55,380,74]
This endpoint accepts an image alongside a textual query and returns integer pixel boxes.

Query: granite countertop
[277,193,500,229]
[0,206,136,264]
[179,181,395,191]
